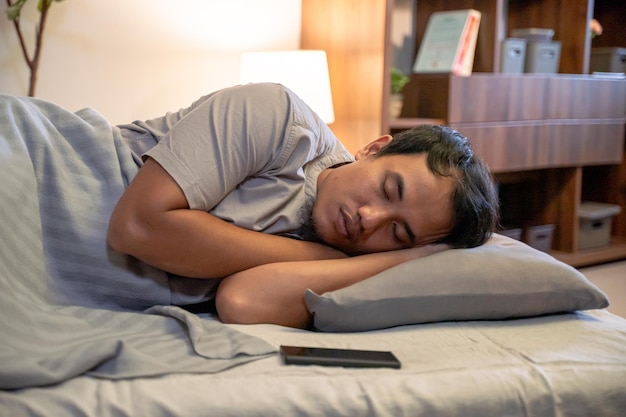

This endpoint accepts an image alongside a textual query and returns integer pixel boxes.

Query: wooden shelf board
[552,236,626,268]
[388,118,446,130]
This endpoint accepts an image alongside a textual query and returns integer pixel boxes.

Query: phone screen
[279,345,401,369]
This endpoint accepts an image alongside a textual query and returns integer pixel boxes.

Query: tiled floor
[580,260,626,318]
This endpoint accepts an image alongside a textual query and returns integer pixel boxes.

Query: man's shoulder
[230,82,292,104]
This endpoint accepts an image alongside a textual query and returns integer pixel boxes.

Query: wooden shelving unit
[301,0,626,267]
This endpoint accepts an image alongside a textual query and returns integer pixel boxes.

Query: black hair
[374,125,499,248]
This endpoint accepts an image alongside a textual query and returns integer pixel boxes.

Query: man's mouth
[338,207,358,241]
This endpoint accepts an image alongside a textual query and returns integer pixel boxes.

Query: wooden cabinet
[301,0,626,266]
[402,74,625,172]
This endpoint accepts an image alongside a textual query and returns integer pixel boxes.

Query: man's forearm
[108,158,346,279]
[113,208,346,278]
[216,244,448,328]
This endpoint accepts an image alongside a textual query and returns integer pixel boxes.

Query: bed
[2,309,626,416]
[1,93,625,416]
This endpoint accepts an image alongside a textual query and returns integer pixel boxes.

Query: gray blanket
[0,94,275,390]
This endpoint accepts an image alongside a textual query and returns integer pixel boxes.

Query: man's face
[312,137,455,255]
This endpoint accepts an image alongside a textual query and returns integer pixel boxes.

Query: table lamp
[240,50,335,124]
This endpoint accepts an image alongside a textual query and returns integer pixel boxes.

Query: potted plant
[390,67,409,118]
[5,0,65,96]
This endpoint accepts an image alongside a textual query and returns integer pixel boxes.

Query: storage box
[524,41,561,73]
[578,202,622,250]
[590,47,626,74]
[500,38,527,74]
[523,224,554,253]
[498,227,523,241]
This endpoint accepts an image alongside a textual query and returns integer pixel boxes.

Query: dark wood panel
[592,0,626,48]
[543,167,582,252]
[496,171,550,227]
[400,74,451,120]
[453,120,623,172]
[613,138,626,236]
[546,77,626,120]
[553,237,626,267]
[543,122,624,166]
[583,158,626,238]
[402,74,626,124]
[448,75,546,123]
[452,123,545,172]
[402,73,548,122]
[404,73,625,172]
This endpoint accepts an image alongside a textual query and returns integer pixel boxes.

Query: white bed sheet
[2,309,626,417]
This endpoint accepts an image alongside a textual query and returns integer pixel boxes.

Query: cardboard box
[578,202,622,250]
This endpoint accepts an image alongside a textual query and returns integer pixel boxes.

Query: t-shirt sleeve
[144,83,292,211]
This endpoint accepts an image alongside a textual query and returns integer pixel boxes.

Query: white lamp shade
[240,50,335,124]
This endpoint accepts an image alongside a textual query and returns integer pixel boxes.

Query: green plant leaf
[6,0,28,20]
[390,67,410,94]
[36,0,63,12]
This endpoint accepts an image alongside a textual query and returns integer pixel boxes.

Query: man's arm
[216,244,448,329]
[107,158,347,279]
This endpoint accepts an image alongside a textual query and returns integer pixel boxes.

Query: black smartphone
[279,345,401,369]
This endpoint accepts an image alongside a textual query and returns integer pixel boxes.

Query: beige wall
[0,0,301,124]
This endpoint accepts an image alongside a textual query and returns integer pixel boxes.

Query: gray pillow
[305,234,609,332]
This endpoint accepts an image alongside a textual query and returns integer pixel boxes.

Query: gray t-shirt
[117,83,353,304]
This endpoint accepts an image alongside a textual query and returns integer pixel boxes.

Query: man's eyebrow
[392,172,416,245]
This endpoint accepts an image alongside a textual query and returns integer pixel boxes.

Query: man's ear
[354,135,393,160]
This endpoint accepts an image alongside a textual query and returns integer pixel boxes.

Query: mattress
[3,309,625,417]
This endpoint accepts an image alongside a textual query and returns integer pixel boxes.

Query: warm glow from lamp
[240,50,335,124]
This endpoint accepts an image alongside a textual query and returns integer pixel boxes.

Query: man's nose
[358,205,393,232]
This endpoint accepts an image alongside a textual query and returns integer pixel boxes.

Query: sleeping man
[107,82,499,328]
